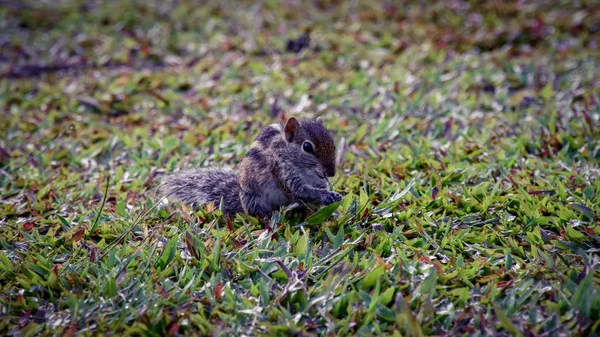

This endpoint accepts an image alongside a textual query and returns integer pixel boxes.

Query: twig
[97,188,179,261]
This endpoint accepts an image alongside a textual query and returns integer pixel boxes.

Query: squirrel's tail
[160,167,243,214]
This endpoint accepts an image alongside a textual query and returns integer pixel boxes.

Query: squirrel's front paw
[312,179,329,190]
[321,191,342,205]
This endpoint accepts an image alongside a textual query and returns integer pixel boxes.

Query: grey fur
[160,167,243,214]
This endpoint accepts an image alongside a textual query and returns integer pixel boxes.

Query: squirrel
[161,117,343,218]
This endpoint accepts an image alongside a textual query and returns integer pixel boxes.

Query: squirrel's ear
[284,117,299,141]
[316,117,323,125]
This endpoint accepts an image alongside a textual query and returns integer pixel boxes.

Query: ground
[1,0,599,336]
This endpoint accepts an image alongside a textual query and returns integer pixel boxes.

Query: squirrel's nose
[326,167,336,177]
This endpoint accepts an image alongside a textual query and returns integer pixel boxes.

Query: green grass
[1,0,599,336]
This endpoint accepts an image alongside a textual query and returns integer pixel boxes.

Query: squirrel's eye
[302,141,315,154]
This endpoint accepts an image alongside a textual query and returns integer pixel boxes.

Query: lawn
[1,1,599,336]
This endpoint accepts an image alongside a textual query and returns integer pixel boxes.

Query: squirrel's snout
[325,167,336,177]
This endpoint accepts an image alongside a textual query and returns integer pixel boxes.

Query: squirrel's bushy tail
[160,167,243,214]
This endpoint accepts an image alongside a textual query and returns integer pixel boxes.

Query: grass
[1,0,599,336]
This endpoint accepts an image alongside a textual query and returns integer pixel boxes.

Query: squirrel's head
[283,116,336,178]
